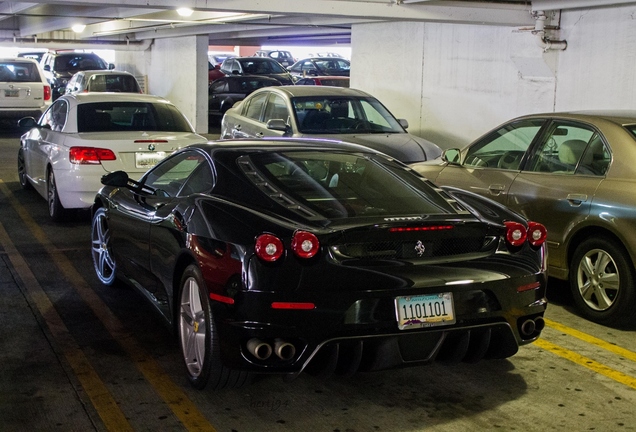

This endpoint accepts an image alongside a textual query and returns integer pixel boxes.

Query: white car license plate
[135,151,169,168]
[4,89,19,97]
[395,292,456,330]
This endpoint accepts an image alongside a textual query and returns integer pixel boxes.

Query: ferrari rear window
[246,151,458,218]
[77,101,193,133]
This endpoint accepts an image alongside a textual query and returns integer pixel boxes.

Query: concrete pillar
[145,35,208,134]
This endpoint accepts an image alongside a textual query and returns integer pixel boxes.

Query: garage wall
[351,5,636,150]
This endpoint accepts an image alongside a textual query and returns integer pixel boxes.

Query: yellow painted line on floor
[0,221,134,432]
[0,181,216,432]
[535,338,636,390]
[545,318,636,362]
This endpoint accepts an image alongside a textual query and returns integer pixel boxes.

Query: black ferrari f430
[91,139,548,390]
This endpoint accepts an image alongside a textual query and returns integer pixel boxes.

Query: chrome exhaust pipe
[274,339,296,361]
[520,319,536,336]
[247,338,273,360]
[534,316,545,332]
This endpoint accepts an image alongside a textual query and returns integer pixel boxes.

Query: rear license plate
[4,89,19,97]
[135,151,169,168]
[395,292,456,330]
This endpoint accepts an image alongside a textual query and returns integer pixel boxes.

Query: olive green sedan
[410,111,636,326]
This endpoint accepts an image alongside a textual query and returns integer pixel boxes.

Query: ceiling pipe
[0,37,153,51]
[532,10,567,51]
[532,0,636,11]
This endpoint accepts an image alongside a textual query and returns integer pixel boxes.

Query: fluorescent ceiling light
[177,8,193,17]
[72,24,86,33]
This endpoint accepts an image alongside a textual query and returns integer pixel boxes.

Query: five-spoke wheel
[91,207,117,285]
[178,264,251,390]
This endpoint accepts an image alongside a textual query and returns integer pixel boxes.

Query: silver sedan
[220,86,441,164]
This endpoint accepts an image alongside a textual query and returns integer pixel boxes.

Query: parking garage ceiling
[0,0,634,48]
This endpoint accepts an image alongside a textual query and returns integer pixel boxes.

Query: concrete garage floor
[1,123,636,432]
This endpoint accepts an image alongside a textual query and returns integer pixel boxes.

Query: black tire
[17,148,32,190]
[177,264,251,390]
[47,169,67,222]
[91,207,117,286]
[569,236,636,326]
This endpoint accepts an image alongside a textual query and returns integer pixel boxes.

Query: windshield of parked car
[77,102,193,133]
[238,58,286,74]
[292,96,405,134]
[0,61,41,82]
[245,151,457,219]
[54,54,107,72]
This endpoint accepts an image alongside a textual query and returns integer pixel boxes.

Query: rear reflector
[271,302,315,310]
[209,293,235,304]
[517,282,542,292]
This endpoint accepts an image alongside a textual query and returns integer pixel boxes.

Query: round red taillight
[527,221,547,247]
[255,234,284,262]
[291,231,320,259]
[504,221,527,247]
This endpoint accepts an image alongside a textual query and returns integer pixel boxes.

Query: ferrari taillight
[504,221,547,248]
[69,147,117,164]
[504,221,527,247]
[527,221,547,247]
[291,231,320,259]
[255,234,284,262]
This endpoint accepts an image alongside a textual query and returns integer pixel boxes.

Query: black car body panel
[92,139,547,385]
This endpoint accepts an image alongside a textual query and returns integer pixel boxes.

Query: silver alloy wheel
[179,276,207,378]
[91,208,116,285]
[575,247,620,311]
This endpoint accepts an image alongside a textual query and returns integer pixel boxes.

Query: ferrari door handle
[567,193,588,206]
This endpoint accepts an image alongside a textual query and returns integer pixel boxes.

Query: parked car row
[11,46,636,394]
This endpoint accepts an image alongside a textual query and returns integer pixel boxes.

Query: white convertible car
[17,92,208,221]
